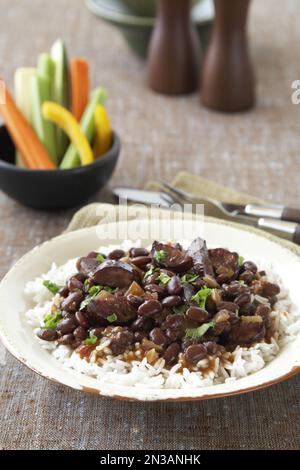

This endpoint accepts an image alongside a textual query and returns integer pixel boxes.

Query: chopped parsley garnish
[173,304,188,315]
[144,266,159,279]
[80,298,91,311]
[154,250,167,262]
[181,274,199,284]
[96,254,106,263]
[235,308,240,317]
[43,280,62,295]
[43,311,62,330]
[80,285,118,310]
[157,272,171,285]
[185,322,215,338]
[84,334,98,345]
[238,280,245,285]
[107,313,118,323]
[191,287,213,309]
[88,285,102,296]
[238,256,245,267]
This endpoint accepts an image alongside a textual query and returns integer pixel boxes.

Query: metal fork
[159,181,300,245]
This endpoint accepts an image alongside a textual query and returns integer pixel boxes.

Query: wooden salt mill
[201,0,255,112]
[147,0,200,95]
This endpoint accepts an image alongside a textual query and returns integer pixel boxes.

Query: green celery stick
[37,54,55,98]
[60,87,107,169]
[51,39,69,161]
[37,53,58,163]
[14,68,37,167]
[31,74,58,165]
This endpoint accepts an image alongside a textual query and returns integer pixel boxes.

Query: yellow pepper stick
[94,104,112,157]
[42,101,94,166]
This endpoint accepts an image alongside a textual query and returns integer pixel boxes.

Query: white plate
[0,218,300,401]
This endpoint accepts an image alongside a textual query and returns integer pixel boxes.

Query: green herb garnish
[191,287,213,309]
[154,250,167,262]
[181,274,199,284]
[43,311,63,330]
[144,266,159,279]
[80,298,91,311]
[107,313,118,323]
[238,256,245,267]
[80,285,118,310]
[43,280,62,295]
[96,254,106,263]
[185,322,215,338]
[157,272,171,285]
[173,304,188,315]
[84,334,98,345]
[105,286,118,294]
[235,308,240,317]
[88,285,102,296]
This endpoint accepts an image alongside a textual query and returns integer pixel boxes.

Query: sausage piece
[87,294,137,324]
[187,237,214,277]
[91,260,139,288]
[151,241,193,273]
[209,248,239,280]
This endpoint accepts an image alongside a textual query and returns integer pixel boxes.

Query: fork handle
[245,204,300,224]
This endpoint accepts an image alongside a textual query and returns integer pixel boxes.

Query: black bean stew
[37,238,280,369]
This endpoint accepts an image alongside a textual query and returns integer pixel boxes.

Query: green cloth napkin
[65,172,299,257]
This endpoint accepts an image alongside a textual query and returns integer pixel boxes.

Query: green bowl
[86,0,214,58]
[92,0,157,18]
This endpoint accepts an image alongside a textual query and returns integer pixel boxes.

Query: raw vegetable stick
[51,39,69,160]
[14,68,37,167]
[71,58,90,121]
[31,74,59,165]
[42,102,94,166]
[14,68,36,123]
[37,54,55,98]
[94,104,112,157]
[60,87,107,169]
[0,84,55,170]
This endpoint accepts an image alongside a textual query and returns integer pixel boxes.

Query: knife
[113,186,300,245]
[113,187,174,208]
[222,202,300,224]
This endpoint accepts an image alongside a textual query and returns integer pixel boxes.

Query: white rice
[23,241,300,390]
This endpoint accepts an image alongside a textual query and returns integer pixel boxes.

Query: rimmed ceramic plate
[0,217,300,401]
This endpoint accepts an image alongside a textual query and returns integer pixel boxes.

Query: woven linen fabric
[1,0,300,448]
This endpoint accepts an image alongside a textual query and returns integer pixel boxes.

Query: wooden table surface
[0,0,300,450]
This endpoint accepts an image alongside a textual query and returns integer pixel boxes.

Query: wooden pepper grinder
[201,0,255,112]
[147,0,200,95]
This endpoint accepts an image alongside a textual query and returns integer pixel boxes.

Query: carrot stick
[71,59,90,122]
[0,83,54,170]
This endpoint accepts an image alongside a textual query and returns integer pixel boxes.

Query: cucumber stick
[51,39,69,161]
[60,87,107,169]
[37,54,55,98]
[14,68,37,167]
[31,74,58,165]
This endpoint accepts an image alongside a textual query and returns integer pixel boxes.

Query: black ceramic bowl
[0,125,120,209]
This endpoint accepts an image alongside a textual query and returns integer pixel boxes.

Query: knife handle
[258,218,300,246]
[281,207,300,224]
[293,224,300,245]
